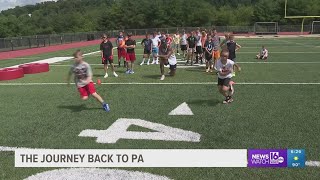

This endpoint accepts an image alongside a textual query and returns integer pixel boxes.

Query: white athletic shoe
[206,68,209,73]
[140,62,144,66]
[156,60,159,65]
[160,75,165,81]
[151,60,156,64]
[104,73,108,78]
[113,72,118,77]
[147,61,150,65]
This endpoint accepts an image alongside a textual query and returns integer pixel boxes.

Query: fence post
[10,39,13,51]
[36,36,39,47]
[28,38,31,48]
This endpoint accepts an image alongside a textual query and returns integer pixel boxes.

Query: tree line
[0,0,319,38]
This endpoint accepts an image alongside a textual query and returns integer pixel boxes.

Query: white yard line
[49,61,320,67]
[273,38,317,48]
[238,62,320,64]
[1,82,320,86]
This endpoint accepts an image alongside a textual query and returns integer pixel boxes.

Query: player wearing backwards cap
[215,50,239,104]
[140,33,153,65]
[67,50,110,112]
[157,39,177,81]
[116,31,126,67]
[124,33,136,74]
[100,34,118,78]
[151,32,161,65]
[173,31,181,55]
[226,34,241,77]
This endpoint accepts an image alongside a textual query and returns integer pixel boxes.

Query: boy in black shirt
[186,31,197,65]
[140,34,152,65]
[125,33,136,74]
[226,34,241,77]
[100,34,118,78]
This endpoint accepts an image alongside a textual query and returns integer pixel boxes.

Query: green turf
[0,37,320,179]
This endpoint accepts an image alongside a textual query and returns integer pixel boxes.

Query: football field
[1,37,320,179]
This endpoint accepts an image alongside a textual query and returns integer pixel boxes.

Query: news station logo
[248,149,287,167]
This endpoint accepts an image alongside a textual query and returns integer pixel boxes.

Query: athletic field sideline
[0,37,320,179]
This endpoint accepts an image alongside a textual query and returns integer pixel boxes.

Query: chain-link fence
[0,25,314,52]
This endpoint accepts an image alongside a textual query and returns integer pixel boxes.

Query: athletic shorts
[144,49,151,55]
[170,64,177,70]
[152,47,159,54]
[188,47,196,53]
[117,48,126,59]
[126,52,136,62]
[180,45,187,51]
[78,82,96,98]
[213,50,220,59]
[205,53,213,62]
[218,78,231,87]
[196,46,203,54]
[102,55,113,64]
[164,61,177,70]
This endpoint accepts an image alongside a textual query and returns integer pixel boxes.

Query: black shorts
[102,56,113,64]
[144,49,151,55]
[181,45,187,51]
[205,53,212,61]
[196,46,203,54]
[170,64,177,70]
[218,78,231,87]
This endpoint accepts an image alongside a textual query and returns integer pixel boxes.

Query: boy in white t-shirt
[180,30,188,60]
[215,50,240,104]
[151,32,161,65]
[256,46,268,60]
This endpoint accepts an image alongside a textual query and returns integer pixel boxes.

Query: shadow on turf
[58,104,101,112]
[188,99,220,107]
[142,74,161,79]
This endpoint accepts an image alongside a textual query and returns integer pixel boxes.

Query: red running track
[0,35,145,61]
[0,40,101,60]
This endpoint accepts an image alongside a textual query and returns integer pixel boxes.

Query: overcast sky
[0,0,57,12]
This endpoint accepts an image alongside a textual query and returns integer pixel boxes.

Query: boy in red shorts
[116,31,126,67]
[124,33,136,74]
[67,50,110,112]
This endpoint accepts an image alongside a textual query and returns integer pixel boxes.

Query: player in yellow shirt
[173,31,181,56]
